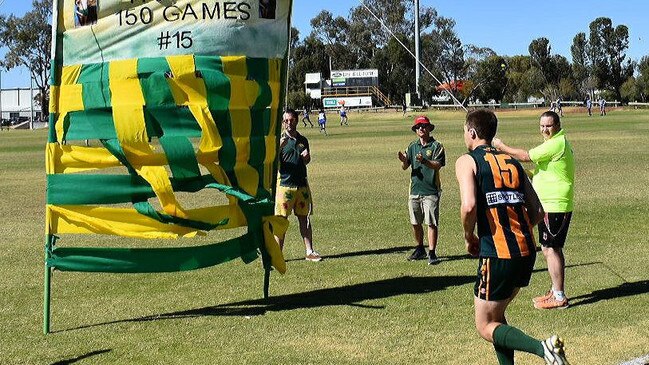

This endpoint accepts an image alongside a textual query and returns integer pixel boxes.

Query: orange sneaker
[534,296,569,309]
[533,290,553,303]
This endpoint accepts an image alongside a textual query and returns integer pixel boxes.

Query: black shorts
[474,254,536,301]
[538,212,572,248]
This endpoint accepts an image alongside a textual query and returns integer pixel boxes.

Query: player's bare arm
[492,137,531,162]
[455,154,479,256]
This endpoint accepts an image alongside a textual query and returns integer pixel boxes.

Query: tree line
[2,0,649,118]
[288,0,649,108]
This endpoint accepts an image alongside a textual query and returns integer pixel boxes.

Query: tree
[287,34,329,94]
[636,56,649,102]
[503,55,536,102]
[571,32,589,92]
[472,55,508,103]
[310,11,354,73]
[372,34,414,102]
[620,77,638,103]
[286,90,312,110]
[586,17,634,100]
[529,38,553,82]
[0,0,52,118]
[430,16,466,100]
[348,0,436,103]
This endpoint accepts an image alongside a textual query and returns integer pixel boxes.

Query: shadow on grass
[58,275,473,332]
[568,280,649,308]
[51,349,111,365]
[532,261,601,274]
[286,246,474,263]
[285,245,412,262]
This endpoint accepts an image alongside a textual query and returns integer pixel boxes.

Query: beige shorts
[408,194,440,227]
[275,185,313,217]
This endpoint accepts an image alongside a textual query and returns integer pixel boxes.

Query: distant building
[304,73,323,99]
[0,87,41,122]
[330,69,379,88]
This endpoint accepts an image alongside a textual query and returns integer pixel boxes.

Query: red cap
[412,116,435,131]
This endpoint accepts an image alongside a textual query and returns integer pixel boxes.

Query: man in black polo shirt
[275,109,321,262]
[397,116,445,265]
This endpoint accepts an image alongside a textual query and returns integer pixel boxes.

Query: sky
[1,0,648,88]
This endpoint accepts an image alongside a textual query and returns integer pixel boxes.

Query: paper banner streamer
[44,0,292,333]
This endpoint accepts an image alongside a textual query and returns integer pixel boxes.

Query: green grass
[1,107,648,364]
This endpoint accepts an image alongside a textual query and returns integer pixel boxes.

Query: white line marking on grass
[619,354,649,365]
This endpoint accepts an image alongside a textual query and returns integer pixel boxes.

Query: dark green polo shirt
[406,138,445,195]
[278,132,310,187]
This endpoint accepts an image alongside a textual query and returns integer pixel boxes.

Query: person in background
[397,116,445,265]
[318,109,327,136]
[555,97,563,117]
[493,111,575,310]
[275,109,322,262]
[302,107,313,128]
[456,109,569,365]
[339,105,348,126]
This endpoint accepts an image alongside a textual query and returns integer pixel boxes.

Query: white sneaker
[305,251,322,262]
[542,335,569,365]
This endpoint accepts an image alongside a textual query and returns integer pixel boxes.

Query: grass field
[1,108,648,364]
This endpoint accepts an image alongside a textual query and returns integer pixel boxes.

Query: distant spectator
[599,98,607,116]
[339,105,348,126]
[87,0,98,25]
[302,108,313,128]
[555,97,563,117]
[318,109,327,136]
[585,95,592,116]
[75,0,88,27]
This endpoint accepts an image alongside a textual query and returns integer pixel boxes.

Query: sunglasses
[415,124,429,130]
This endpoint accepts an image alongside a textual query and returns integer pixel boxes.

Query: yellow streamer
[47,205,200,238]
[264,58,282,191]
[55,64,84,142]
[165,55,232,195]
[262,215,289,274]
[109,59,187,218]
[46,142,172,174]
[46,204,248,238]
[222,56,260,196]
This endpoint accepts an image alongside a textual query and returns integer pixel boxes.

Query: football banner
[44,0,292,333]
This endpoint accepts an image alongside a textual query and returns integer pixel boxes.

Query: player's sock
[492,324,545,357]
[494,344,514,365]
[553,290,565,301]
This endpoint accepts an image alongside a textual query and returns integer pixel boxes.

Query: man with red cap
[398,116,446,264]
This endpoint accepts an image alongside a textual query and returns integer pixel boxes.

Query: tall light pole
[0,70,3,124]
[30,68,34,130]
[414,0,420,101]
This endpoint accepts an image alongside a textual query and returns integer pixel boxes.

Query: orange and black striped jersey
[468,145,536,259]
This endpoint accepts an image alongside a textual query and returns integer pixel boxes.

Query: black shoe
[428,252,441,265]
[408,246,427,261]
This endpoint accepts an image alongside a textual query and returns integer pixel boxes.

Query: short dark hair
[540,111,561,127]
[465,109,498,142]
[283,108,298,119]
